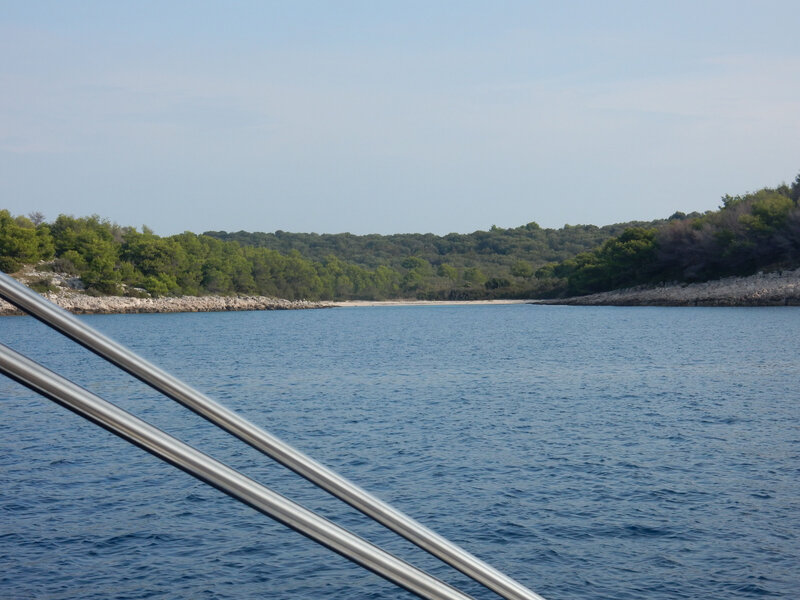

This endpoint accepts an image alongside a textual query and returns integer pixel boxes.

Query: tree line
[0,214,401,300]
[205,218,665,276]
[203,218,674,299]
[0,212,659,300]
[2,172,797,300]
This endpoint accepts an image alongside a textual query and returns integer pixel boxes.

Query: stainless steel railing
[0,272,546,600]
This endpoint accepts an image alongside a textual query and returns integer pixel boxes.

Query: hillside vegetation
[2,172,797,300]
[540,174,800,295]
[0,212,661,300]
[203,219,665,299]
[205,220,662,272]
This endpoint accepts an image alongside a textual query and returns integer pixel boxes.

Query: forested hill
[2,172,797,301]
[0,209,663,301]
[204,218,665,272]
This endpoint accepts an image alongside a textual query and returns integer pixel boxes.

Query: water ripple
[2,305,799,599]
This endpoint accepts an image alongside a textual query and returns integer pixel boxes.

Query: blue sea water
[1,305,798,600]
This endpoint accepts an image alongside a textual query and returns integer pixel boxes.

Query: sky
[1,1,799,236]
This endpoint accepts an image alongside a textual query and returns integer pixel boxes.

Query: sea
[1,305,798,600]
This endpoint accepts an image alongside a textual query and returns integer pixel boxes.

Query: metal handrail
[0,272,545,600]
[0,343,472,600]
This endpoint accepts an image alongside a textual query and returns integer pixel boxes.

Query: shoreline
[0,293,533,316]
[3,268,799,315]
[543,268,800,307]
[0,291,332,316]
[329,299,532,307]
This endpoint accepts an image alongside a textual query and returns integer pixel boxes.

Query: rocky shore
[0,291,331,316]
[544,268,800,307]
[4,267,799,315]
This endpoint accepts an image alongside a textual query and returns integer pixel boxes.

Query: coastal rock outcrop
[546,268,800,306]
[0,291,331,316]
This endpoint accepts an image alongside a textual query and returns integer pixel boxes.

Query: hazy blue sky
[2,1,798,235]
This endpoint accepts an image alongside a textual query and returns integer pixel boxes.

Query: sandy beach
[329,299,532,307]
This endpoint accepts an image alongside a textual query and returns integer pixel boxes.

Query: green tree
[484,277,511,290]
[437,263,458,281]
[401,269,426,292]
[564,228,658,294]
[463,267,486,285]
[281,250,323,299]
[401,256,433,275]
[0,210,41,272]
[36,224,55,260]
[739,191,794,233]
[510,260,534,279]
